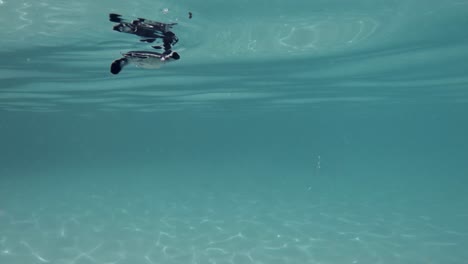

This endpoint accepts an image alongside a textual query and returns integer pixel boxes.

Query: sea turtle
[110,50,180,75]
[109,13,178,50]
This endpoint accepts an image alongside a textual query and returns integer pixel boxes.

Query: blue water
[1,0,468,263]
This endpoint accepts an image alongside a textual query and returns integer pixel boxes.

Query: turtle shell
[122,51,163,59]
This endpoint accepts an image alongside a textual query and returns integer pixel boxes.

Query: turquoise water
[1,0,468,263]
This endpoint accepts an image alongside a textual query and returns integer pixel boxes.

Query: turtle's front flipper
[109,13,124,23]
[110,58,128,75]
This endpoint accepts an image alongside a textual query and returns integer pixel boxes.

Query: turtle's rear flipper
[152,45,163,50]
[110,58,128,75]
[140,38,156,43]
[109,13,124,23]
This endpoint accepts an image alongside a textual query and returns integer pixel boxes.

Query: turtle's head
[160,51,180,62]
[171,52,180,60]
[163,51,180,61]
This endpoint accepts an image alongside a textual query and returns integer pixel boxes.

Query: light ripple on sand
[1,186,466,264]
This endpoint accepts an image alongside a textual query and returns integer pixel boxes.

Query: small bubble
[162,8,169,15]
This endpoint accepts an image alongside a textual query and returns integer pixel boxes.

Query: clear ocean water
[1,0,468,263]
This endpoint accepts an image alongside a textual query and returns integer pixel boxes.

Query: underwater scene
[1,0,468,263]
